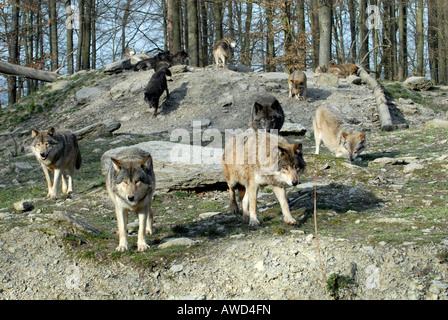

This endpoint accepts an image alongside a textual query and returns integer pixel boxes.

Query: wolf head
[251,96,285,133]
[110,154,154,204]
[341,132,366,161]
[276,143,306,187]
[31,127,58,162]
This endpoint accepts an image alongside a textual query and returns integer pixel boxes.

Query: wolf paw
[249,218,260,227]
[284,217,297,225]
[115,245,128,252]
[137,243,150,252]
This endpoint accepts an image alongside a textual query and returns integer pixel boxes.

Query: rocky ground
[0,65,448,301]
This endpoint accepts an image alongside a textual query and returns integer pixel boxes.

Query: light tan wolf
[222,131,306,227]
[106,147,155,252]
[31,127,82,200]
[213,38,236,69]
[313,106,366,161]
[288,71,307,101]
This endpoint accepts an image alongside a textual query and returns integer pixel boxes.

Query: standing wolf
[222,131,306,227]
[31,128,82,200]
[106,147,156,252]
[313,106,366,161]
[288,71,307,101]
[213,38,236,69]
[250,95,285,133]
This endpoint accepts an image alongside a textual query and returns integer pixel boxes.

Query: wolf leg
[137,209,150,252]
[146,205,154,236]
[273,186,296,225]
[49,168,62,200]
[41,165,53,197]
[115,207,128,252]
[247,184,260,226]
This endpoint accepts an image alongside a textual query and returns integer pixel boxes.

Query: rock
[191,119,211,128]
[280,123,307,136]
[346,75,364,85]
[315,73,339,87]
[13,200,33,212]
[261,72,289,81]
[75,87,103,105]
[170,264,184,273]
[403,76,433,91]
[403,162,424,173]
[218,95,234,107]
[159,238,198,249]
[103,58,133,74]
[198,212,222,220]
[14,162,33,170]
[74,120,121,140]
[424,119,448,129]
[369,157,410,166]
[101,140,226,191]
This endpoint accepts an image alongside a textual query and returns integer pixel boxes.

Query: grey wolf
[122,46,136,59]
[250,95,285,133]
[313,106,366,161]
[134,50,171,71]
[213,38,236,69]
[106,147,156,252]
[144,67,172,117]
[31,127,82,200]
[222,131,306,227]
[288,71,307,101]
[315,61,359,78]
[135,50,190,72]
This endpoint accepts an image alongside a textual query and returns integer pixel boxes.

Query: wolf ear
[111,158,121,172]
[253,102,263,113]
[140,154,153,172]
[47,127,55,136]
[271,100,281,112]
[293,143,303,153]
[359,133,366,141]
[342,132,349,139]
[31,129,39,138]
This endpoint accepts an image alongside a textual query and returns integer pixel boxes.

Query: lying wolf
[31,127,82,200]
[222,131,306,227]
[106,147,156,252]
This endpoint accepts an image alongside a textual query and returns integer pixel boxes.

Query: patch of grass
[326,273,355,300]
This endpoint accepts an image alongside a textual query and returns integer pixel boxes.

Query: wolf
[31,127,82,200]
[222,131,306,227]
[250,95,285,133]
[122,46,136,59]
[106,147,156,252]
[340,63,359,76]
[313,106,366,161]
[134,50,171,71]
[144,67,172,117]
[153,50,191,72]
[213,38,236,69]
[288,71,307,101]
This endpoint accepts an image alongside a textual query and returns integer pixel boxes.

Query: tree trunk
[416,0,424,76]
[200,0,209,66]
[311,0,320,69]
[214,0,223,41]
[242,2,253,66]
[49,0,58,71]
[66,0,74,74]
[428,0,438,83]
[266,2,275,72]
[358,0,369,68]
[348,0,357,62]
[296,0,306,69]
[318,0,332,67]
[187,0,199,66]
[397,0,407,81]
[0,61,61,83]
[91,0,96,69]
[8,0,20,105]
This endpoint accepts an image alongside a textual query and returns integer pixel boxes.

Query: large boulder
[101,140,226,191]
[315,73,339,87]
[403,76,433,91]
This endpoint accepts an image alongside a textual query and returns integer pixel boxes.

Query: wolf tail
[74,139,82,170]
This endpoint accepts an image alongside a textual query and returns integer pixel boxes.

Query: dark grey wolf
[144,67,172,117]
[135,50,190,72]
[222,131,306,226]
[313,106,366,161]
[106,147,156,252]
[288,71,307,101]
[31,127,82,200]
[213,38,236,69]
[250,95,285,133]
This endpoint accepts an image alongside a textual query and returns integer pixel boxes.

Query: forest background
[0,0,446,107]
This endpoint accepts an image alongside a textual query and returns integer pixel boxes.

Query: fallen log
[0,60,61,82]
[357,66,394,131]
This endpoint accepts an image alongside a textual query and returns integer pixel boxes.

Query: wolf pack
[30,39,366,252]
